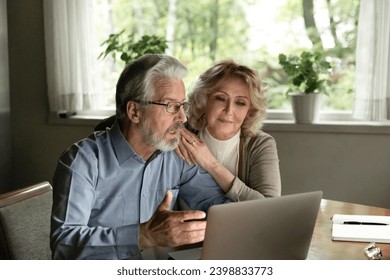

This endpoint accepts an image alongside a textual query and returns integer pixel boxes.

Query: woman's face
[204,76,251,140]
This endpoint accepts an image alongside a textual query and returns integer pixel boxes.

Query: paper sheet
[332,214,390,243]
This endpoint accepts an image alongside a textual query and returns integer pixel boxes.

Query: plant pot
[290,93,322,124]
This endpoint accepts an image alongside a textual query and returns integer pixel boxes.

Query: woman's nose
[224,102,233,113]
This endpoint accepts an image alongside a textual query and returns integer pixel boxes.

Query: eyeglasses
[136,100,190,114]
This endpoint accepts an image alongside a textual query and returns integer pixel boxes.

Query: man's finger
[181,220,207,232]
[157,191,173,212]
[179,210,206,221]
[180,229,206,244]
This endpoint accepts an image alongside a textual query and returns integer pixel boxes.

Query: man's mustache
[171,122,184,131]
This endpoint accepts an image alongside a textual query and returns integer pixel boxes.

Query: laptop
[168,191,323,260]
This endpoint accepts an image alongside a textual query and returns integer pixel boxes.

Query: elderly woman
[177,60,281,202]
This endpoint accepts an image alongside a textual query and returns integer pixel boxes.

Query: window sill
[263,109,390,135]
[263,119,390,135]
[48,112,390,135]
[48,112,108,126]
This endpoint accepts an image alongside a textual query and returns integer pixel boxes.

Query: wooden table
[307,199,390,260]
[142,199,390,260]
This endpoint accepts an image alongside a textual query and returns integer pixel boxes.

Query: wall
[7,0,92,193]
[6,0,390,208]
[266,127,390,208]
[0,0,12,192]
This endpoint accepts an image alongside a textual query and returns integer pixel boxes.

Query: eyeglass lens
[167,102,189,113]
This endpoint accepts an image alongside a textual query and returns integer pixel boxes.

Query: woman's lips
[218,118,234,123]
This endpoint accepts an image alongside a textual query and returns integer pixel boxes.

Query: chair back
[0,181,52,259]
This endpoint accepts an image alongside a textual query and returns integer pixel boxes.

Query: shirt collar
[109,120,162,165]
[110,120,138,165]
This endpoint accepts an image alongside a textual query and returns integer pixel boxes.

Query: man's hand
[139,191,207,249]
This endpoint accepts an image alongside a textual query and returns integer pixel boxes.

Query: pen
[343,221,388,226]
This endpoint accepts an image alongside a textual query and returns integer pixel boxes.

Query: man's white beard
[141,120,183,151]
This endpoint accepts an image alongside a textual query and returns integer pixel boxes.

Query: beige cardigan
[225,131,281,201]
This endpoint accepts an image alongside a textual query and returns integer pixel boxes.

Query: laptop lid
[199,191,323,260]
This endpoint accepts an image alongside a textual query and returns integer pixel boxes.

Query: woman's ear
[126,101,141,123]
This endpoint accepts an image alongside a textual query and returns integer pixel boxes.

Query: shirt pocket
[91,194,139,227]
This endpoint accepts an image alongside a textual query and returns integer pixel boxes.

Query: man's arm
[51,146,210,259]
[178,164,231,211]
[50,150,141,259]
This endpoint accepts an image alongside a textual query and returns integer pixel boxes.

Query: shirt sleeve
[50,144,140,260]
[225,134,281,201]
[178,164,231,212]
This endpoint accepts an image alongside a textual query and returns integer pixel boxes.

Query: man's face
[140,78,187,151]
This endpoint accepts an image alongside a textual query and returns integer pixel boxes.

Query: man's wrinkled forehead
[152,77,186,101]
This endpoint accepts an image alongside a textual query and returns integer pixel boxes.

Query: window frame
[47,0,390,125]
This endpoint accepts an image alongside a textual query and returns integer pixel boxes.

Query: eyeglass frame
[135,100,190,114]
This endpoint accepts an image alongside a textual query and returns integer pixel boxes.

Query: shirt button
[102,200,107,206]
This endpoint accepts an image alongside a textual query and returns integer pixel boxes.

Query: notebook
[168,191,323,260]
[332,214,390,243]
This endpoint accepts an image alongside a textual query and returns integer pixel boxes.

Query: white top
[199,128,240,175]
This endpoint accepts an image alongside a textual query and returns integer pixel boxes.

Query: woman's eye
[236,101,247,106]
[215,96,226,101]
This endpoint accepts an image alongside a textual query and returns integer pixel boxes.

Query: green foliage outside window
[94,0,359,112]
[99,31,168,64]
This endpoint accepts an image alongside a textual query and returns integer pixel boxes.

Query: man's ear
[126,101,141,123]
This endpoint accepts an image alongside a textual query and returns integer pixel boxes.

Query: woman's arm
[176,129,281,201]
[227,134,281,201]
[177,128,235,193]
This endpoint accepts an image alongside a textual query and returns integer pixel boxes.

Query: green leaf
[99,31,168,64]
[278,49,333,94]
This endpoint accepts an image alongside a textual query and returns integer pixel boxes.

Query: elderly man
[50,54,229,259]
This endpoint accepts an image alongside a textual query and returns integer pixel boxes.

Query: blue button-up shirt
[50,121,229,259]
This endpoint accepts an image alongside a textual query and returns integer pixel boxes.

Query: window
[49,0,390,123]
[90,0,359,118]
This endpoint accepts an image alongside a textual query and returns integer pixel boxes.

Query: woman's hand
[176,128,217,171]
[176,128,235,192]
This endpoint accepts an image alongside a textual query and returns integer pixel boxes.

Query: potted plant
[99,30,168,64]
[278,50,332,123]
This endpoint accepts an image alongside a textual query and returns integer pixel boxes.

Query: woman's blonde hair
[188,60,267,137]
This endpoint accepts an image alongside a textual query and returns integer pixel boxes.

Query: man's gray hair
[115,54,188,118]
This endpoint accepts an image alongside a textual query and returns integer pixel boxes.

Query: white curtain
[44,0,97,112]
[353,0,390,121]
